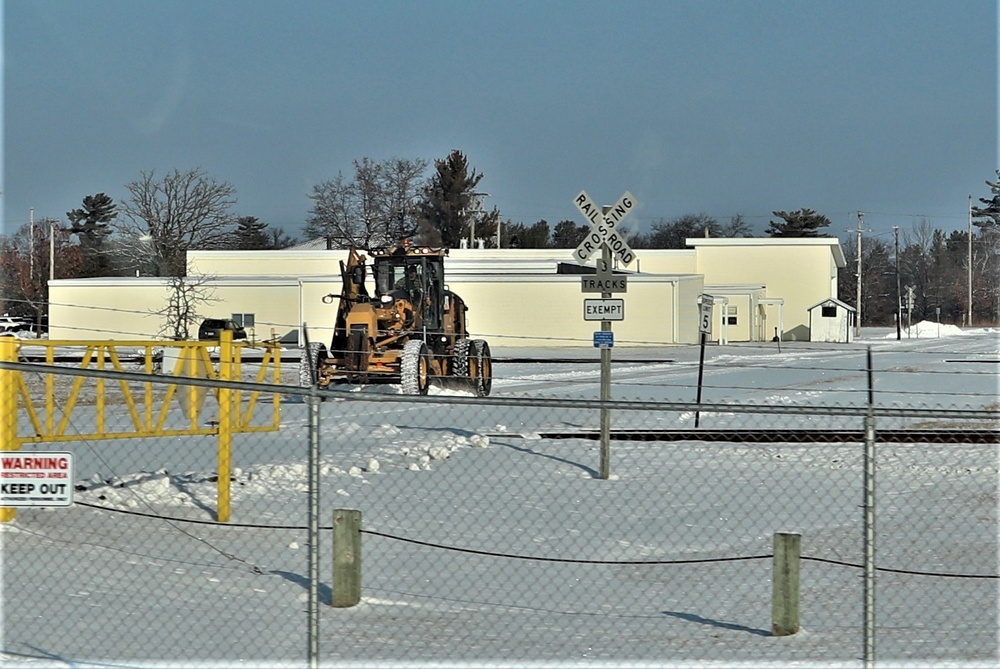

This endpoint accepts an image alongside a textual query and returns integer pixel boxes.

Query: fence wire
[1,357,997,668]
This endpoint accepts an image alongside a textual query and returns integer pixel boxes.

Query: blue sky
[2,0,997,243]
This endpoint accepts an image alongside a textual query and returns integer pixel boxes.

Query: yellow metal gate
[1,331,282,522]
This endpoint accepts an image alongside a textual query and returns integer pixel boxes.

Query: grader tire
[451,338,474,392]
[400,340,431,395]
[299,342,326,388]
[470,339,492,397]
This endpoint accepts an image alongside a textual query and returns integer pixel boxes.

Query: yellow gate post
[1,336,21,522]
[217,330,233,522]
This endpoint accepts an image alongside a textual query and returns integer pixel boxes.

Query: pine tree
[67,193,117,276]
[416,150,486,248]
[766,208,832,237]
[971,169,1000,229]
[232,216,272,249]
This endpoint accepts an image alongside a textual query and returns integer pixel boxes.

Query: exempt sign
[583,298,625,321]
[0,452,74,507]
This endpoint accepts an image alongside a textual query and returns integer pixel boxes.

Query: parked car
[197,318,247,341]
[0,316,29,335]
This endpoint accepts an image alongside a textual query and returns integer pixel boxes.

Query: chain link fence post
[304,324,322,669]
[306,385,321,667]
[863,346,876,667]
[217,330,233,522]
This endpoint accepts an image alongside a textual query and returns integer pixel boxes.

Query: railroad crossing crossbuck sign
[572,190,637,266]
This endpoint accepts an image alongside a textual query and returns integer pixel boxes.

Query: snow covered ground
[1,325,997,667]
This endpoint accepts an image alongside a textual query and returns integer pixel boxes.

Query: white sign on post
[584,298,625,321]
[0,452,74,507]
[572,190,637,266]
[573,190,636,482]
[581,276,628,293]
[699,295,714,335]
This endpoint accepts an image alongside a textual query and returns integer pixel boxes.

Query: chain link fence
[2,352,997,667]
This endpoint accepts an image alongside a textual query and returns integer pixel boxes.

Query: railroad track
[486,428,999,445]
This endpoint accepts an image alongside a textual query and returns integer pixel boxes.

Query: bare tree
[381,157,431,243]
[305,172,356,248]
[268,226,297,249]
[154,274,218,340]
[0,222,82,327]
[720,213,753,237]
[306,157,428,248]
[117,168,238,276]
[640,213,721,249]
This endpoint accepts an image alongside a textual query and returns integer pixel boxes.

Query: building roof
[286,237,332,250]
[684,236,847,268]
[808,297,856,312]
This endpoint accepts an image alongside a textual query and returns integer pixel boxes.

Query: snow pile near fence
[73,430,493,510]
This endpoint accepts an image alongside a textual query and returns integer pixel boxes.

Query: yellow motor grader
[301,242,492,396]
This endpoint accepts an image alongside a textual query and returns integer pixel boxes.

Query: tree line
[839,220,998,327]
[2,154,997,330]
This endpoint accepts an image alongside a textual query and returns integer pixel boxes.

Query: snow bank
[885,320,966,339]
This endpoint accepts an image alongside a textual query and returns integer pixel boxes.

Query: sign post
[695,295,713,428]
[574,191,637,480]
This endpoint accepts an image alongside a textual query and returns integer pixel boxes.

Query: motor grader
[300,242,492,396]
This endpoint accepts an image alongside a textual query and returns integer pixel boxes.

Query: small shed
[808,298,856,343]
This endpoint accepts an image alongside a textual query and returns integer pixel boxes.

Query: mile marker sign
[572,190,637,266]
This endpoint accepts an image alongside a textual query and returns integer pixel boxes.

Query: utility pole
[967,195,973,327]
[469,192,490,248]
[894,226,901,341]
[29,208,35,281]
[905,285,915,335]
[48,219,60,281]
[855,212,864,337]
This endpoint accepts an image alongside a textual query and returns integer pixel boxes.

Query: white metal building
[47,238,847,347]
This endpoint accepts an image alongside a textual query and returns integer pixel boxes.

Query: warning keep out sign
[1,452,74,507]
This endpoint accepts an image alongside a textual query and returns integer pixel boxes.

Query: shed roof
[808,297,856,312]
